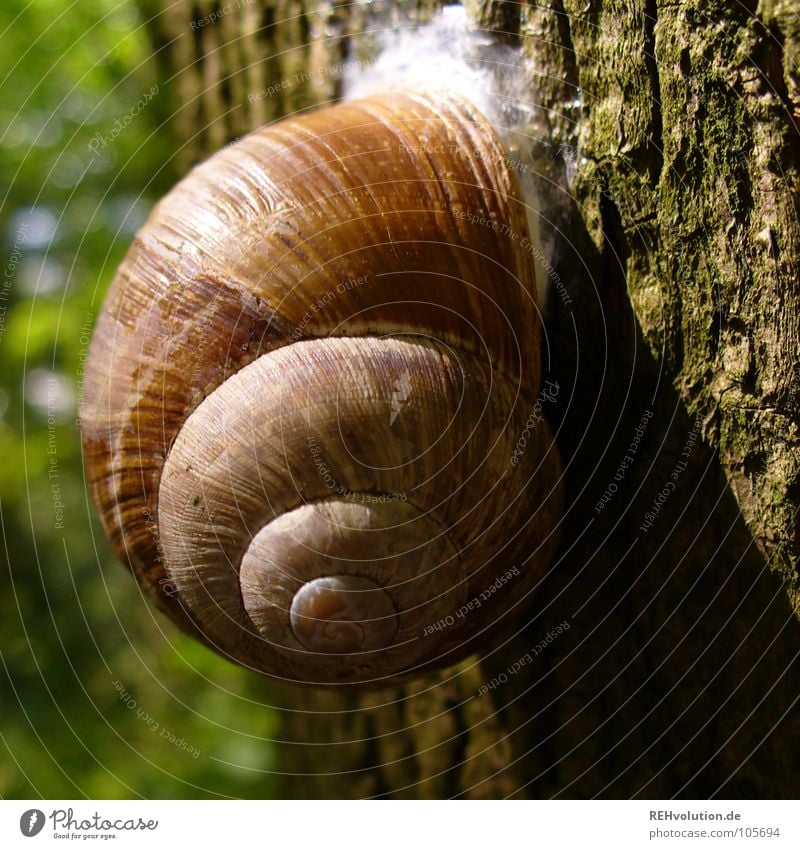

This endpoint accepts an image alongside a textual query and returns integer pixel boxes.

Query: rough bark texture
[136,0,800,797]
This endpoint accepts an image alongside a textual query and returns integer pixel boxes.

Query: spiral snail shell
[81,85,563,686]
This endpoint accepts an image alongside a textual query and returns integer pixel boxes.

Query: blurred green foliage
[1,0,279,798]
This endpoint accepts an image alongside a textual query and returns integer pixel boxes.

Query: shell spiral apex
[81,84,563,687]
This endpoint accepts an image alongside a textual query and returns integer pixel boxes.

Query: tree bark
[137,0,800,797]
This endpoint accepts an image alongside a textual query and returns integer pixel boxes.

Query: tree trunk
[138,0,800,797]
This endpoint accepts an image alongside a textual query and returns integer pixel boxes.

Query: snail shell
[81,85,563,686]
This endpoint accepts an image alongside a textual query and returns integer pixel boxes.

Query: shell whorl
[82,85,562,686]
